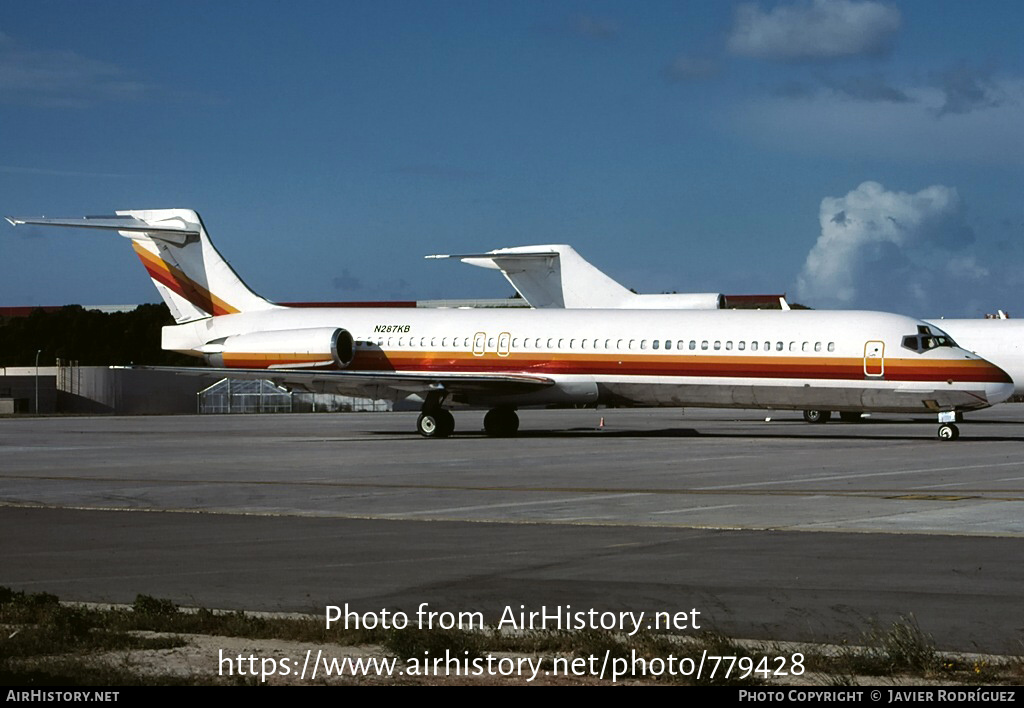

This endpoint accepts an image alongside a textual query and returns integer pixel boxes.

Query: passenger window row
[354,337,837,353]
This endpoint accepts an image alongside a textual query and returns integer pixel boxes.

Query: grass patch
[3,588,1023,686]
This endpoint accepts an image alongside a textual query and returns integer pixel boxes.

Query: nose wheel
[937,423,960,441]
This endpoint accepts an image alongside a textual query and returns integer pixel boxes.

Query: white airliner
[440,242,1024,422]
[5,209,1012,440]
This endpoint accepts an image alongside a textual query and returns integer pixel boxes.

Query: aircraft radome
[6,210,1013,441]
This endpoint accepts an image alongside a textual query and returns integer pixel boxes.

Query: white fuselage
[165,307,1013,413]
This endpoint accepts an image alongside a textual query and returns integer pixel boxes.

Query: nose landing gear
[936,411,963,441]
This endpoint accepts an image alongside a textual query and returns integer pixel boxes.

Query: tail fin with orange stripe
[6,209,280,323]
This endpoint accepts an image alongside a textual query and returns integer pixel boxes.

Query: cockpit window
[902,326,957,354]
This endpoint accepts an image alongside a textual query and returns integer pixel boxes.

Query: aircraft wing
[129,365,555,398]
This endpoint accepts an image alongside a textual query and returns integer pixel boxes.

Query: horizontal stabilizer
[426,250,560,262]
[6,215,198,245]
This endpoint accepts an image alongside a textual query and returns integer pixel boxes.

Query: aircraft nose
[985,380,1015,405]
[982,360,1015,404]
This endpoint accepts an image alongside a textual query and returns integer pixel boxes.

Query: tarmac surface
[2,407,1024,652]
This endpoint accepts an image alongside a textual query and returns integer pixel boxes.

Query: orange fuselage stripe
[218,349,1011,383]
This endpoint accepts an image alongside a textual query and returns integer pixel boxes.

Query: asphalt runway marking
[696,460,1024,489]
[650,504,742,515]
[379,492,653,517]
[3,475,1024,501]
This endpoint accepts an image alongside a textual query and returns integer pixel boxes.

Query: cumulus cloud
[795,181,986,311]
[728,0,901,61]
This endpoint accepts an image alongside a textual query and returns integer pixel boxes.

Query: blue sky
[2,0,1022,317]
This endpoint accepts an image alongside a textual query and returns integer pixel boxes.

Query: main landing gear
[416,390,455,438]
[483,407,519,437]
[415,393,519,439]
[416,409,455,438]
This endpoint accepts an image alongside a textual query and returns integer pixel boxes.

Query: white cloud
[795,181,986,311]
[728,0,901,61]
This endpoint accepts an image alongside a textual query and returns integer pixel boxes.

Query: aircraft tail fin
[428,244,722,309]
[427,244,635,308]
[6,209,280,323]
